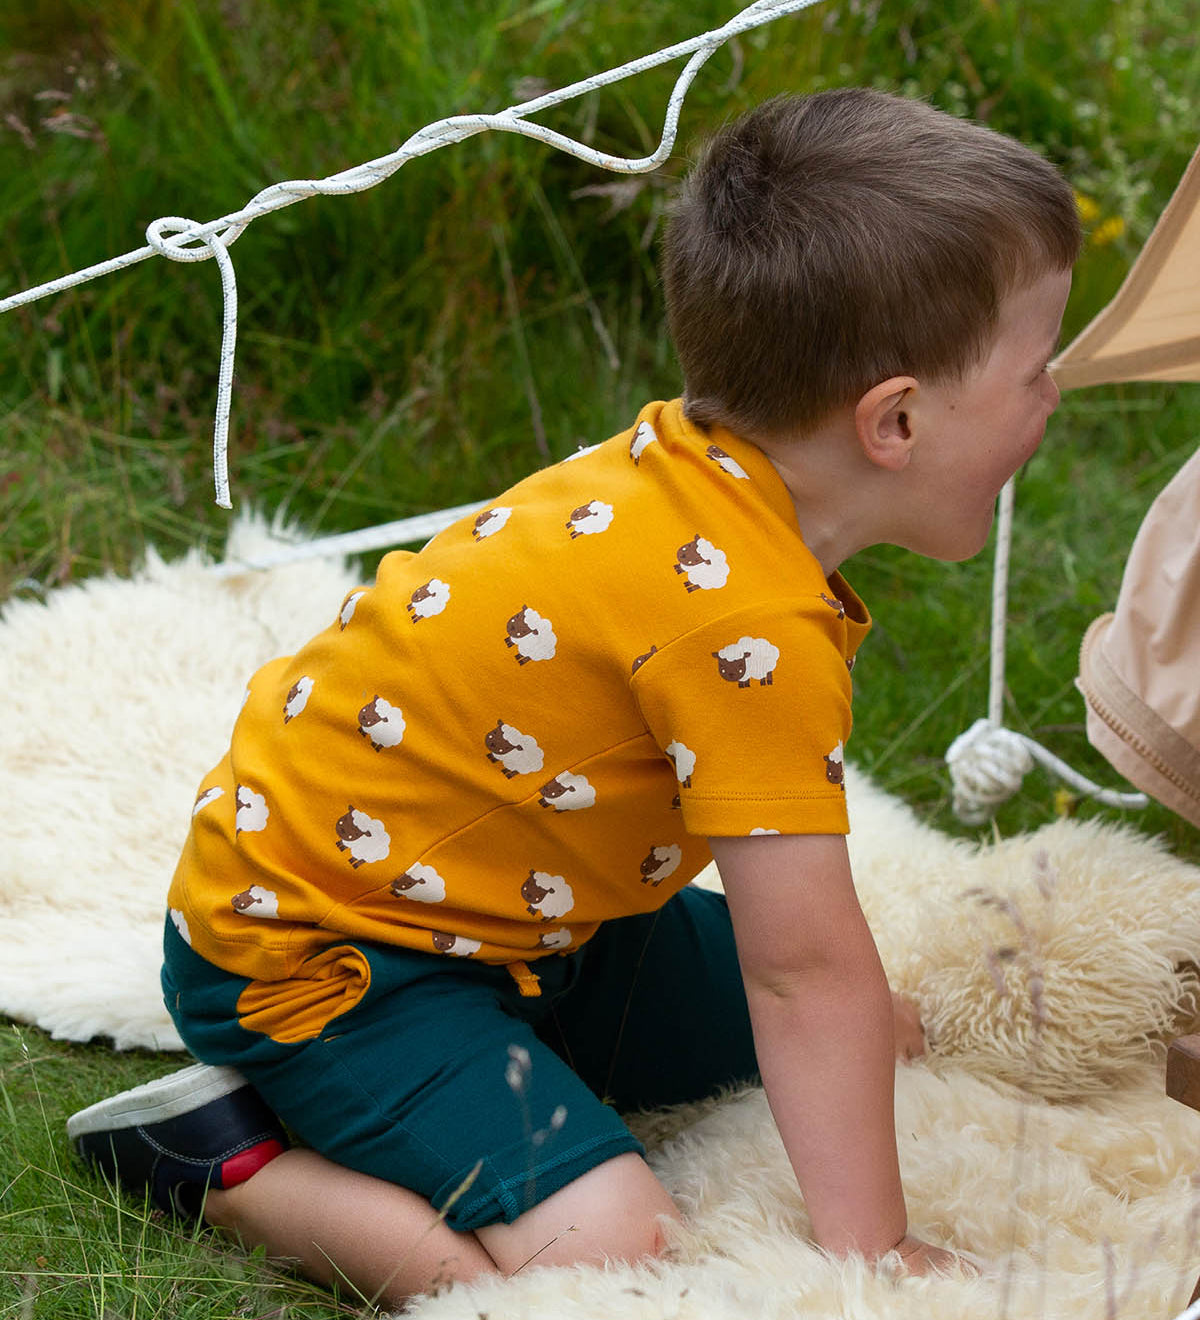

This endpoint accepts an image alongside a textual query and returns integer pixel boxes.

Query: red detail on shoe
[219,1138,286,1188]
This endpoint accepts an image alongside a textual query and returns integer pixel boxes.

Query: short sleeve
[630,598,856,836]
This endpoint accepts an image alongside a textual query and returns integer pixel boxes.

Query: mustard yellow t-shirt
[169,399,870,1004]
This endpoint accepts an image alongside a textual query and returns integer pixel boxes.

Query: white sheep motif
[750,827,782,836]
[538,928,573,950]
[235,785,269,835]
[407,578,450,622]
[283,675,314,723]
[521,870,575,921]
[705,444,750,479]
[562,442,600,464]
[169,907,192,945]
[664,740,696,787]
[674,535,729,593]
[565,500,614,539]
[192,785,225,817]
[640,843,683,887]
[713,636,780,688]
[472,506,512,541]
[339,591,366,629]
[335,806,391,868]
[231,884,279,919]
[505,606,557,664]
[432,931,482,957]
[390,863,446,904]
[537,771,596,811]
[484,720,544,778]
[358,695,405,751]
[629,420,657,465]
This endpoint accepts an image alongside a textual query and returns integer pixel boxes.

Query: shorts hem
[444,1130,644,1231]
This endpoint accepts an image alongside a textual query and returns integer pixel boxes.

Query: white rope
[0,0,822,509]
[144,217,239,508]
[987,475,1016,726]
[209,500,489,578]
[946,476,1149,823]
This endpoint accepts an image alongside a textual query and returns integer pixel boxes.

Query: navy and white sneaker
[67,1063,288,1217]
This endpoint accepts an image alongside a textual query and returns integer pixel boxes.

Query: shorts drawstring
[506,960,542,997]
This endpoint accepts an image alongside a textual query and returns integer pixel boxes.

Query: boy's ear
[854,376,919,471]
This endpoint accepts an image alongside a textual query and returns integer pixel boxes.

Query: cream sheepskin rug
[3,515,1200,1318]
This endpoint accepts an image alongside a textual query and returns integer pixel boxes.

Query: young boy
[68,87,1079,1303]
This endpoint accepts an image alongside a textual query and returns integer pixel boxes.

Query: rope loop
[145,216,225,264]
[945,718,1034,825]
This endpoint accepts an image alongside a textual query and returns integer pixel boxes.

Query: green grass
[3,0,1200,1311]
[0,1027,370,1317]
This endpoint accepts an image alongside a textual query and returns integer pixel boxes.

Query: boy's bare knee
[476,1152,679,1273]
[197,1149,499,1301]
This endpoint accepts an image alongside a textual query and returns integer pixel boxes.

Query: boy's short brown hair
[662,88,1082,438]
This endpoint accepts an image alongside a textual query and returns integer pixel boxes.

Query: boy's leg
[226,997,679,1287]
[205,1145,677,1303]
[70,1061,673,1307]
[117,926,680,1300]
[203,1148,498,1304]
[473,1150,678,1273]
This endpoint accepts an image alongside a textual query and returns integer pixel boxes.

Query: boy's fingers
[889,1236,981,1278]
[890,993,927,1061]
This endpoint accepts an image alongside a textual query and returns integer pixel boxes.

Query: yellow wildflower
[1090,215,1126,246]
[1074,191,1100,223]
[1053,787,1080,818]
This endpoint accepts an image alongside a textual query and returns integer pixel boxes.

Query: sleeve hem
[681,793,850,837]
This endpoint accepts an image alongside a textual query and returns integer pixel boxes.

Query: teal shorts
[162,885,759,1232]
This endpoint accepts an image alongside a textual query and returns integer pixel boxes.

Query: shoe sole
[67,1063,249,1140]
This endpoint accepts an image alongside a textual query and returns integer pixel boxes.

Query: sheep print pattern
[169,399,870,1035]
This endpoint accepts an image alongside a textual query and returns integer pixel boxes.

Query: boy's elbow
[743,962,826,1002]
[737,901,887,1002]
[742,944,889,1005]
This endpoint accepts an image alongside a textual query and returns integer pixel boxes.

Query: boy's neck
[751,415,885,579]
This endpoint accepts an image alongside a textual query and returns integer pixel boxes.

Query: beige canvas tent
[1052,143,1200,388]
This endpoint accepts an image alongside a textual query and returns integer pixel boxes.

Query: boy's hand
[890,992,926,1062]
[889,1234,979,1278]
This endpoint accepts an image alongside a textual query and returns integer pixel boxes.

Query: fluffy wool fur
[2,515,1199,1318]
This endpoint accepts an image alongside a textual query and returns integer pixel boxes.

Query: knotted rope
[0,0,821,509]
[945,477,1148,822]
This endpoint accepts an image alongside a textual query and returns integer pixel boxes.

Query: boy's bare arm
[708,833,912,1261]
